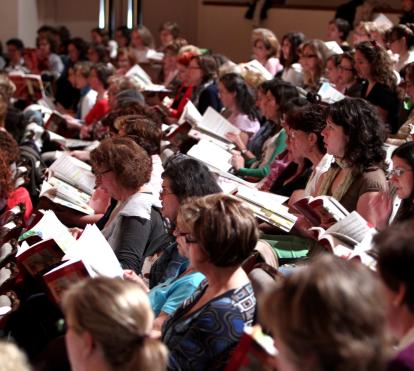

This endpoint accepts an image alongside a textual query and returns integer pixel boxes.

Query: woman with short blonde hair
[63,277,168,371]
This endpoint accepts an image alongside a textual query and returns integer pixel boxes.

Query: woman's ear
[393,283,407,307]
[308,132,318,146]
[81,331,96,357]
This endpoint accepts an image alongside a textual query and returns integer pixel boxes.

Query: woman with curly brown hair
[355,40,400,133]
[319,97,388,226]
[90,136,169,274]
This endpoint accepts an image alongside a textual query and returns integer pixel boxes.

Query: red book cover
[16,239,64,276]
[43,260,90,303]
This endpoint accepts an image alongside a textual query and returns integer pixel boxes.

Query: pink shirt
[228,112,260,136]
[265,57,283,77]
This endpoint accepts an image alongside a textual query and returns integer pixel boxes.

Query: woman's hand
[226,132,245,149]
[123,270,150,293]
[70,150,90,162]
[231,151,245,170]
[80,125,92,140]
[365,191,393,229]
[69,227,83,239]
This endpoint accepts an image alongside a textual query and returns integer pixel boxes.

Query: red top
[85,98,110,126]
[7,187,33,226]
[170,85,193,118]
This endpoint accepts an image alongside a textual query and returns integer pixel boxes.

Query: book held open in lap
[234,185,297,232]
[40,154,96,215]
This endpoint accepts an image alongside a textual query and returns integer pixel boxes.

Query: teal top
[237,129,287,178]
[149,269,205,316]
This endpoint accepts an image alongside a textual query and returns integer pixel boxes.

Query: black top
[361,81,400,134]
[269,160,312,197]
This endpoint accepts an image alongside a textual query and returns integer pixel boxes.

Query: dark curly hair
[0,150,13,199]
[90,136,151,191]
[327,97,386,171]
[286,104,327,154]
[116,114,162,155]
[219,73,259,122]
[0,131,20,164]
[355,41,397,90]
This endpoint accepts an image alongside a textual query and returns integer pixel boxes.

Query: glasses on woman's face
[174,230,198,243]
[301,53,317,59]
[390,168,413,177]
[160,188,175,198]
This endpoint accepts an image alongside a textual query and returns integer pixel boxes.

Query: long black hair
[219,73,259,121]
[392,142,414,222]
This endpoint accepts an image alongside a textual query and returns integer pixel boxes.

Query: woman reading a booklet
[63,277,168,371]
[229,79,298,179]
[90,137,169,274]
[261,255,388,371]
[188,55,222,115]
[218,72,260,144]
[373,142,414,226]
[162,194,257,371]
[317,98,387,225]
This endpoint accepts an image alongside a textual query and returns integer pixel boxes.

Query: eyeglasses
[174,230,198,243]
[160,188,174,197]
[390,168,413,177]
[301,54,317,59]
[92,169,111,178]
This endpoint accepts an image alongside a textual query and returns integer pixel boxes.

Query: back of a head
[116,114,162,155]
[63,277,168,371]
[90,136,152,191]
[179,193,259,267]
[374,220,414,313]
[261,255,388,371]
[162,157,222,201]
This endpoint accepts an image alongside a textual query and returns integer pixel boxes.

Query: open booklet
[9,73,45,102]
[187,138,234,172]
[18,209,77,253]
[234,185,297,232]
[293,195,349,227]
[43,224,123,302]
[179,102,240,143]
[307,210,377,269]
[40,153,96,214]
[317,82,345,104]
[240,59,274,81]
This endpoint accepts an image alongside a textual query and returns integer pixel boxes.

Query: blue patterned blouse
[162,280,256,370]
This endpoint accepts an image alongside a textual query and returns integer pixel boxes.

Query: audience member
[162,194,257,370]
[63,277,168,371]
[261,254,389,371]
[251,28,283,76]
[279,32,305,86]
[374,221,414,371]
